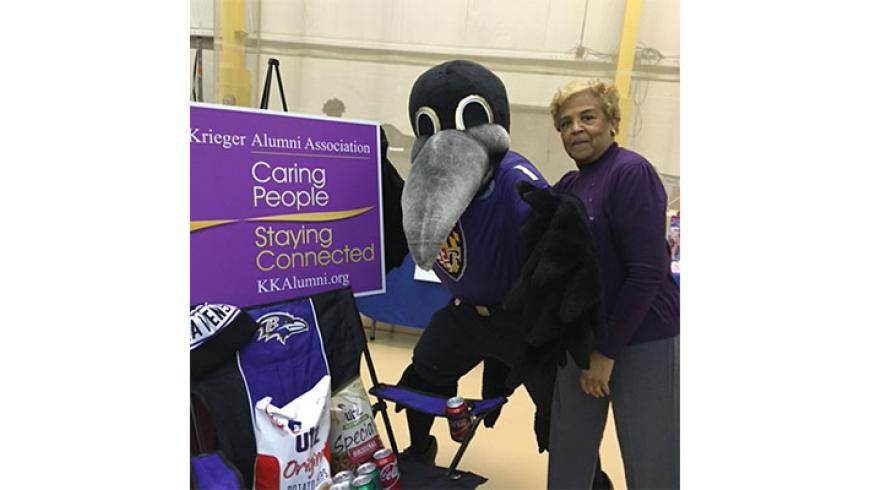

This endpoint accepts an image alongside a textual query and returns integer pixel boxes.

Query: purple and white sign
[191,103,384,307]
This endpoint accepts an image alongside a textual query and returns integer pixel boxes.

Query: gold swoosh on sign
[190,219,239,232]
[190,207,375,232]
[246,207,374,223]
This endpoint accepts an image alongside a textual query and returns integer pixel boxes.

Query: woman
[547,80,680,489]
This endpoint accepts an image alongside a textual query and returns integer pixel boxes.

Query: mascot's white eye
[414,106,440,136]
[455,94,493,131]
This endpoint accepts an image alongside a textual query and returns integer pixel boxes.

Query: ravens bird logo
[255,312,309,345]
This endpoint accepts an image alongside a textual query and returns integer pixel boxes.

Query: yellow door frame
[613,0,644,145]
[217,0,252,107]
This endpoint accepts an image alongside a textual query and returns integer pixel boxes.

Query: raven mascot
[379,60,605,467]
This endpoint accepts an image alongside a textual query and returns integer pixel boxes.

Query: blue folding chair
[359,338,508,485]
[369,384,507,477]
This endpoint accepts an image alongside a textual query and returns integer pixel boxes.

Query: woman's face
[556,91,616,167]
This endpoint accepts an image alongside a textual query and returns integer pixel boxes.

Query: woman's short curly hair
[549,80,621,132]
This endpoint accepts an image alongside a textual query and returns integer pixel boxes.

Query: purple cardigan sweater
[554,143,679,359]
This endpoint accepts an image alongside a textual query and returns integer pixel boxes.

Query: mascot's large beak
[401,125,509,269]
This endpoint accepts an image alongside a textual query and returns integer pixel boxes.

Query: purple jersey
[433,151,547,305]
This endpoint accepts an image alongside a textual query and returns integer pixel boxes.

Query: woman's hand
[579,350,615,398]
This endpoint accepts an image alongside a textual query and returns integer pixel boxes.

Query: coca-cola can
[445,396,472,442]
[329,482,351,490]
[373,447,401,490]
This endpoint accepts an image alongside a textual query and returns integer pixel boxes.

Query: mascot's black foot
[399,435,438,466]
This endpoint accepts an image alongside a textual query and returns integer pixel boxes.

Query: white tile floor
[359,319,628,490]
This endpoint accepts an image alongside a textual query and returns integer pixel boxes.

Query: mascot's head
[408,59,510,135]
[402,60,512,269]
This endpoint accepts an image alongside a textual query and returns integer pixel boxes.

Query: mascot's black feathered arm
[379,127,409,273]
[504,182,604,370]
[502,182,605,452]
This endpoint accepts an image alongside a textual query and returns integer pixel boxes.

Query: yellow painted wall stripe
[613,0,644,146]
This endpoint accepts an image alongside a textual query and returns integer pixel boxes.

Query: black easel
[259,58,288,111]
[191,37,204,102]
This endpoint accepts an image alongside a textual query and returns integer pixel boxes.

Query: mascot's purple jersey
[433,151,547,305]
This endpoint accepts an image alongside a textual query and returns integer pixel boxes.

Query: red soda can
[373,447,402,490]
[445,396,472,442]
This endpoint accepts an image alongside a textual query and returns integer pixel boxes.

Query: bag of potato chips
[328,377,383,473]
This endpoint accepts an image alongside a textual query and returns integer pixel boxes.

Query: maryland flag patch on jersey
[436,221,466,281]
